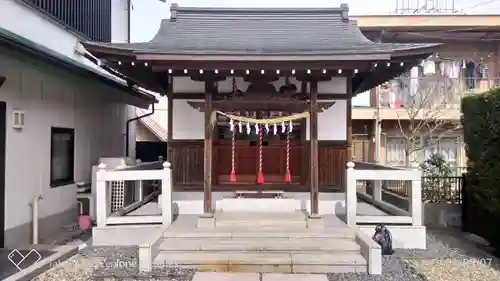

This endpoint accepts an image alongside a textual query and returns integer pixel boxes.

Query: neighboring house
[0,0,156,248]
[349,14,500,172]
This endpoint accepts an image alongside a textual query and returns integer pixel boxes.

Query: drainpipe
[30,196,43,244]
[126,103,155,157]
[127,0,132,43]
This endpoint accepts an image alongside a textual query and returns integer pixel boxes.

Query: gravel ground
[328,229,500,281]
[33,229,499,281]
[32,246,196,281]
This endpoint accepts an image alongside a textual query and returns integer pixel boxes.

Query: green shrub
[420,153,456,203]
[462,88,500,251]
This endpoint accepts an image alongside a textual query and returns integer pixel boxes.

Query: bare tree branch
[388,76,462,166]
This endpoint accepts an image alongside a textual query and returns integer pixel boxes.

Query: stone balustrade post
[346,161,357,227]
[96,163,107,228]
[410,163,423,226]
[161,161,173,226]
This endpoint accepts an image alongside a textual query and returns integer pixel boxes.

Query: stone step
[164,228,354,239]
[154,251,367,273]
[215,220,307,228]
[160,237,360,252]
[215,212,307,221]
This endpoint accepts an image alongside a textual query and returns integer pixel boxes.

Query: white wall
[0,0,141,159]
[172,99,204,139]
[169,77,347,140]
[0,0,96,70]
[111,0,129,43]
[306,100,347,141]
[0,51,128,231]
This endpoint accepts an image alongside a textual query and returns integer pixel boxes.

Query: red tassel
[284,169,291,183]
[257,171,265,184]
[230,170,236,182]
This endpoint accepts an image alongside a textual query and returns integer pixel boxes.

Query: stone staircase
[153,212,369,273]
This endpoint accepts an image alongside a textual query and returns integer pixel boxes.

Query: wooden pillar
[203,91,213,214]
[300,81,308,187]
[309,81,319,215]
[346,77,353,161]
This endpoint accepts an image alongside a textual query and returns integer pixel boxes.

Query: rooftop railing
[375,76,499,109]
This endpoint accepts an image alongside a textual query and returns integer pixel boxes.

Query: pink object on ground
[78,215,92,230]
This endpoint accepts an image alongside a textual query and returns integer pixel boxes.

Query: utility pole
[374,86,382,165]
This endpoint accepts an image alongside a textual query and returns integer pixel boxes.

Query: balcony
[353,76,499,120]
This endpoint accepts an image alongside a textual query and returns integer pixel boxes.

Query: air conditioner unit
[12,110,25,129]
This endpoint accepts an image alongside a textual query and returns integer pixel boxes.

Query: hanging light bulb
[229,119,234,132]
[265,123,269,134]
[246,123,251,135]
[273,123,277,135]
[281,122,286,134]
[255,123,259,134]
[289,120,293,133]
[238,121,243,133]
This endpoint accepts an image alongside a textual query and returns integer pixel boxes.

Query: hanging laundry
[447,61,460,79]
[478,63,489,79]
[465,61,476,89]
[410,66,419,97]
[423,60,435,75]
[439,61,446,76]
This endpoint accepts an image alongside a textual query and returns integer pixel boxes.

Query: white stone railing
[95,161,173,227]
[345,161,422,227]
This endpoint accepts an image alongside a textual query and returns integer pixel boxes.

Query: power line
[467,0,500,9]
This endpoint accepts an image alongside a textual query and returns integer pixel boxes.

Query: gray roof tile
[86,4,438,56]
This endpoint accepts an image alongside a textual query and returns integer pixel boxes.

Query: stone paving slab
[192,272,259,281]
[264,273,328,281]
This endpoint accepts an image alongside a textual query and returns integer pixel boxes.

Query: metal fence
[380,175,464,204]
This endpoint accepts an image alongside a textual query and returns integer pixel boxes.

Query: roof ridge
[169,3,350,21]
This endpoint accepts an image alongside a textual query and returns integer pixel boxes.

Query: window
[386,136,459,168]
[50,127,75,187]
[423,137,458,165]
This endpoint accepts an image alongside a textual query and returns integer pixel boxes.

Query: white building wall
[172,99,205,139]
[170,77,348,140]
[0,51,127,244]
[111,0,129,43]
[0,0,135,245]
[307,78,348,141]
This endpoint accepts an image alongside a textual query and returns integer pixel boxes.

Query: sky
[130,0,500,42]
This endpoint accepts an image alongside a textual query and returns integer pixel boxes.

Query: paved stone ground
[32,229,500,281]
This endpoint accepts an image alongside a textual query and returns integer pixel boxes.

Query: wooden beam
[186,100,335,112]
[145,59,376,71]
[300,80,308,187]
[167,76,174,164]
[203,91,213,214]
[167,75,173,142]
[346,77,353,163]
[309,81,319,216]
[170,92,350,100]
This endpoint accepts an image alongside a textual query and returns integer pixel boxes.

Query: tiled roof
[83,4,439,56]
